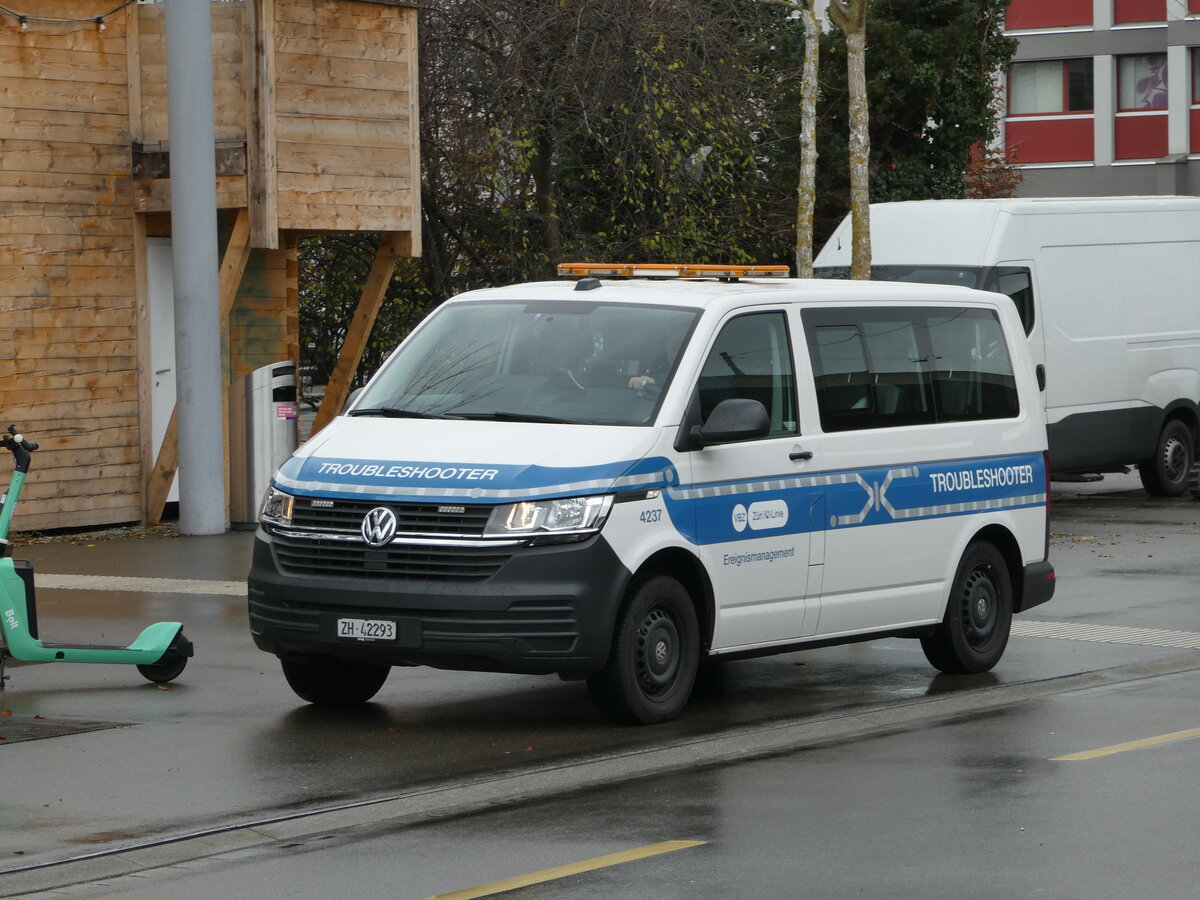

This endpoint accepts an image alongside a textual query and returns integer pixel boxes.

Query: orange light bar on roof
[556,262,790,280]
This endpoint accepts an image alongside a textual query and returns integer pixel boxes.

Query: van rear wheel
[921,542,1012,675]
[281,655,390,706]
[587,575,699,725]
[1139,419,1194,497]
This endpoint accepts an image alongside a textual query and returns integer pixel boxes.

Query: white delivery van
[814,197,1200,496]
[248,264,1055,724]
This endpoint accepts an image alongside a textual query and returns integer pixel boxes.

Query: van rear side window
[803,306,1019,432]
[984,266,1035,335]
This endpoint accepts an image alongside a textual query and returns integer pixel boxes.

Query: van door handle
[790,449,814,461]
[1036,364,1046,391]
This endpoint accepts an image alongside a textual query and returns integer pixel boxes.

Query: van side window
[926,309,1020,422]
[984,266,1034,335]
[697,312,797,437]
[804,306,1018,432]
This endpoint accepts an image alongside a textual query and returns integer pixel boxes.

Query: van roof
[870,195,1200,214]
[815,196,1200,267]
[448,275,1006,313]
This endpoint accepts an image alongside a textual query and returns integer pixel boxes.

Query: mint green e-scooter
[0,425,193,689]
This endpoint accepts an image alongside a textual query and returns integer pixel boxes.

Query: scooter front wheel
[137,651,189,684]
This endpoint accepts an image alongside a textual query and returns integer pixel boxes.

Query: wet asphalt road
[1,473,1199,897]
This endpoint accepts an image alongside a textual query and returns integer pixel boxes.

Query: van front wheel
[1139,419,1194,497]
[921,542,1012,675]
[587,575,699,725]
[281,655,390,706]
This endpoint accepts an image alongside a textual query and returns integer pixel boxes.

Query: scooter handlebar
[3,425,38,472]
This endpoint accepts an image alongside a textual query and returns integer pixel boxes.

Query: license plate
[336,617,396,642]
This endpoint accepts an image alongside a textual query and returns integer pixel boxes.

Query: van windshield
[352,300,701,426]
[814,264,985,288]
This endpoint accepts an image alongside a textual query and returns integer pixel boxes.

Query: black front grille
[293,498,495,537]
[273,533,510,581]
[249,595,579,653]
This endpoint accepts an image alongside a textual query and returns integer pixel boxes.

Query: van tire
[1139,419,1194,497]
[281,655,390,706]
[921,542,1012,675]
[587,575,699,725]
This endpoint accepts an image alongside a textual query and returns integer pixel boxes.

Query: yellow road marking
[424,840,707,899]
[1051,726,1200,761]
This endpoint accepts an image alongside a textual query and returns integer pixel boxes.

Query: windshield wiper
[458,411,579,424]
[348,407,461,420]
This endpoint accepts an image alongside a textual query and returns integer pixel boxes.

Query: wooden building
[0,0,420,531]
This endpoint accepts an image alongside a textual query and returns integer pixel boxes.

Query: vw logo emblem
[361,507,398,547]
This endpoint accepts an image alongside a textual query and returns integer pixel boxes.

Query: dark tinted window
[696,312,797,437]
[1066,58,1094,111]
[814,265,984,288]
[984,266,1035,334]
[803,306,1019,432]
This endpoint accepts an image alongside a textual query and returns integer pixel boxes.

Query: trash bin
[230,362,299,527]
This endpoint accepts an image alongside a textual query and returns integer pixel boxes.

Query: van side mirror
[342,386,364,414]
[689,398,770,449]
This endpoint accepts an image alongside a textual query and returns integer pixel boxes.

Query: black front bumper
[247,529,631,675]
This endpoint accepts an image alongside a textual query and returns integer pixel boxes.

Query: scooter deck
[38,642,135,652]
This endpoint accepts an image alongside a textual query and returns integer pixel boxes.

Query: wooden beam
[308,231,407,437]
[144,209,253,524]
[405,5,422,256]
[144,406,178,525]
[219,208,254,322]
[246,0,279,249]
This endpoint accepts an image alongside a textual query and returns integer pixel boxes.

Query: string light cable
[0,0,137,30]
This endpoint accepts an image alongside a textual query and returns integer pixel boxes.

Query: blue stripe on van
[668,452,1046,545]
[276,451,1046,543]
[274,453,678,501]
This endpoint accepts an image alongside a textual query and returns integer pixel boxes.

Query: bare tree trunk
[795,4,820,278]
[845,28,870,279]
[531,129,563,267]
[830,0,871,280]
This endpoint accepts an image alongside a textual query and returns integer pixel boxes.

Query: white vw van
[249,265,1055,724]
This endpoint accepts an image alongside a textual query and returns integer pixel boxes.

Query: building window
[1194,49,1200,104]
[1009,60,1093,115]
[1118,54,1167,110]
[1191,49,1200,154]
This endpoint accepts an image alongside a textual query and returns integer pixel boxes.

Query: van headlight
[484,495,614,543]
[260,485,295,529]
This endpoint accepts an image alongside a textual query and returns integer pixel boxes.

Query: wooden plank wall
[274,0,420,241]
[0,3,141,531]
[134,1,248,214]
[137,1,247,146]
[227,247,295,381]
[0,0,414,531]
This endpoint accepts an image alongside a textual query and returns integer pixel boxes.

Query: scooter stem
[0,469,26,547]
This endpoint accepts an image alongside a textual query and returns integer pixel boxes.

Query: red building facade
[1004,0,1200,196]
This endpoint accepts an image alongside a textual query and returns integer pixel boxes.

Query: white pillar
[1167,45,1188,156]
[164,0,227,535]
[1094,55,1115,166]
